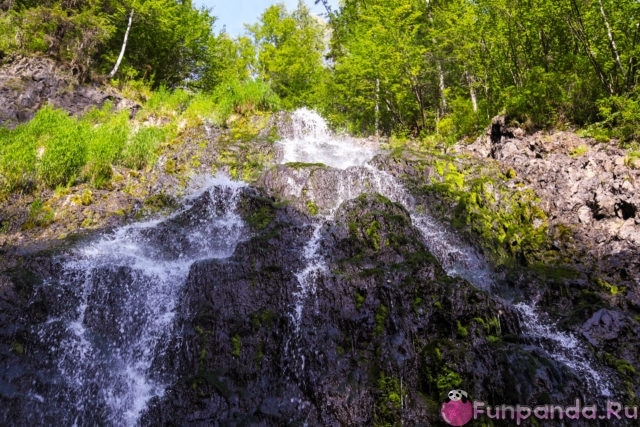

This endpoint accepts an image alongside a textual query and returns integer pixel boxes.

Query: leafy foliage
[248,1,329,109]
[322,0,640,141]
[212,80,281,120]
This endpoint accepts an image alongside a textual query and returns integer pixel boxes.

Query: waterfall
[514,302,612,397]
[277,108,611,398]
[280,107,378,169]
[34,175,247,426]
[277,109,494,301]
[9,109,615,424]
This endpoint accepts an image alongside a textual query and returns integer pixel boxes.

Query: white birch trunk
[108,9,134,79]
[598,0,624,76]
[375,78,380,139]
[438,62,447,114]
[466,71,478,112]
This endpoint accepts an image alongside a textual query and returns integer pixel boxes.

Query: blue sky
[194,0,340,37]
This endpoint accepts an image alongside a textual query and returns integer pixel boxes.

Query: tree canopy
[2,0,640,142]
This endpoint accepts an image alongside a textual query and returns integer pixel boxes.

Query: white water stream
[24,109,612,425]
[278,108,611,398]
[36,175,247,426]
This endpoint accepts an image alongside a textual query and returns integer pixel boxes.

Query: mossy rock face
[413,155,550,268]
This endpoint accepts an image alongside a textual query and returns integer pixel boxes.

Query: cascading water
[280,108,378,169]
[514,301,612,397]
[33,175,247,426]
[277,108,611,398]
[278,109,495,302]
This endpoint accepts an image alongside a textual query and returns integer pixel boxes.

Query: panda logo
[447,389,468,403]
[441,389,473,426]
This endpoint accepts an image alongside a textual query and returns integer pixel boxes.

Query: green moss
[306,200,319,216]
[365,220,381,251]
[144,193,177,213]
[231,334,241,358]
[374,373,403,426]
[456,320,469,338]
[435,367,462,395]
[80,188,93,206]
[245,205,276,230]
[285,162,327,169]
[356,291,366,309]
[375,304,388,335]
[81,215,95,228]
[164,158,177,174]
[615,359,636,376]
[12,341,24,355]
[570,144,589,157]
[250,309,276,330]
[22,198,54,230]
[595,278,625,296]
[419,156,550,267]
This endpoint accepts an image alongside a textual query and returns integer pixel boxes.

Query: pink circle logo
[441,389,473,426]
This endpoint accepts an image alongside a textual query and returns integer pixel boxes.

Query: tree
[107,8,133,79]
[101,0,216,88]
[248,1,328,108]
[328,0,435,135]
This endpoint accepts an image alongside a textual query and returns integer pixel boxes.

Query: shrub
[0,126,37,195]
[594,92,640,145]
[502,67,564,130]
[121,126,166,170]
[83,110,129,186]
[212,79,281,120]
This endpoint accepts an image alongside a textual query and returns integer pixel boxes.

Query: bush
[121,126,166,170]
[593,92,640,145]
[502,67,564,130]
[212,79,281,120]
[83,110,130,186]
[20,106,89,188]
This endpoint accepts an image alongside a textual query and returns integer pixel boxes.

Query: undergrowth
[0,80,280,199]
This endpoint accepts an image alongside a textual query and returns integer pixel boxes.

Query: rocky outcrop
[0,55,138,128]
[140,192,599,425]
[460,117,640,307]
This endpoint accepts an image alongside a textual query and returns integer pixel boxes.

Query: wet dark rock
[581,309,628,347]
[140,191,608,425]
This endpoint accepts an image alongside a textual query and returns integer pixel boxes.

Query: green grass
[182,93,223,126]
[0,82,280,200]
[0,102,170,198]
[24,106,89,189]
[0,125,38,195]
[83,110,130,187]
[121,126,166,170]
[213,79,281,120]
[138,86,192,121]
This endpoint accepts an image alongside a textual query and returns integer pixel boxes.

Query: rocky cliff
[1,59,640,426]
[0,55,137,128]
